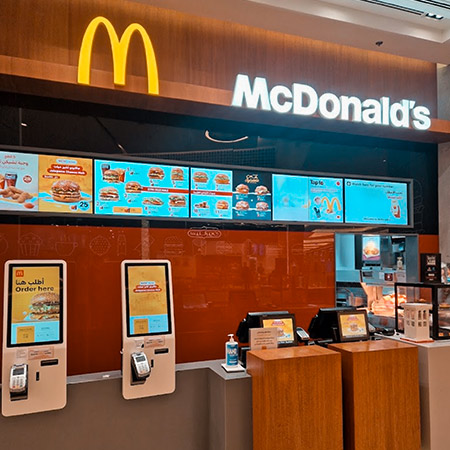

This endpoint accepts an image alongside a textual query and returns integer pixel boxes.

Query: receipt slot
[2,260,67,417]
[121,260,176,400]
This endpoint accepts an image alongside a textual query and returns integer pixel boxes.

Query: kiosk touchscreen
[2,260,67,417]
[121,260,175,400]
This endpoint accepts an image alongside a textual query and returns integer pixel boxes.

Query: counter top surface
[63,359,250,386]
[248,345,337,361]
[329,339,415,353]
[380,333,450,349]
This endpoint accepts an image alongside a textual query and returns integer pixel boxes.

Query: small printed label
[29,347,54,360]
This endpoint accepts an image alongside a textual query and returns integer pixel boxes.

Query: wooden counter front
[329,340,420,450]
[247,346,343,450]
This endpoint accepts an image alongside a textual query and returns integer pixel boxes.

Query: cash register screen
[337,310,369,342]
[7,263,64,347]
[124,262,172,337]
[260,314,297,347]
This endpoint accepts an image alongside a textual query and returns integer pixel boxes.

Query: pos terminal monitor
[121,260,175,400]
[308,306,356,343]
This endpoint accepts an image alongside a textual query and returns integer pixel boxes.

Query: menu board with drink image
[38,155,93,213]
[191,168,233,219]
[0,151,39,211]
[95,160,189,218]
[344,179,408,225]
[308,177,343,222]
[232,169,272,220]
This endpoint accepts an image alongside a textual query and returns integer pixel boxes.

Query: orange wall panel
[0,224,335,375]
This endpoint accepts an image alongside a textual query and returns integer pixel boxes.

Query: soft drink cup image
[5,173,17,187]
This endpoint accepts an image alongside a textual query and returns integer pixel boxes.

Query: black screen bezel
[124,262,172,338]
[7,262,64,348]
[337,310,369,342]
[259,313,298,347]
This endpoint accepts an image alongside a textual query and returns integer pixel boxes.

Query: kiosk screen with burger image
[124,262,172,337]
[7,263,64,347]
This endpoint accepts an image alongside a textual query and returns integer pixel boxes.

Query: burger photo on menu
[171,168,184,181]
[51,180,81,203]
[256,201,269,211]
[235,200,250,210]
[216,200,229,210]
[143,197,164,206]
[235,184,249,194]
[99,187,119,201]
[38,155,93,213]
[214,173,230,185]
[169,195,186,207]
[103,169,121,183]
[28,292,60,321]
[193,171,208,183]
[255,185,270,196]
[125,181,142,193]
[148,167,165,180]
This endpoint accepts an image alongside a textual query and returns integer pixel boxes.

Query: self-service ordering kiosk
[2,260,67,417]
[121,260,176,400]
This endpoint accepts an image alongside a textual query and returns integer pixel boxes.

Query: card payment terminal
[131,352,151,382]
[9,364,28,400]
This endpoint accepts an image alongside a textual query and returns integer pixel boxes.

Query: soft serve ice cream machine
[121,260,176,400]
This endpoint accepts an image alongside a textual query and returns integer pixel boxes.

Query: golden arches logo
[321,197,342,214]
[78,16,159,95]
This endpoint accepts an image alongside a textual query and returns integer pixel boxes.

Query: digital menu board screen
[191,167,233,219]
[232,170,272,221]
[38,155,93,213]
[272,174,343,222]
[362,235,381,262]
[272,174,309,222]
[0,151,39,211]
[308,177,343,222]
[345,179,408,225]
[7,263,64,347]
[95,160,189,218]
[124,263,172,336]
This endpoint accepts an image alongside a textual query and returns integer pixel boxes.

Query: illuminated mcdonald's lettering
[78,16,159,95]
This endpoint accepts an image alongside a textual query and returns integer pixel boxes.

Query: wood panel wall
[0,0,437,115]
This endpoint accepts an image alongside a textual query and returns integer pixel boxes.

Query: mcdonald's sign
[78,16,159,95]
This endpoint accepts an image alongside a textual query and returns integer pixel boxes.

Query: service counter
[0,360,252,450]
[381,334,450,450]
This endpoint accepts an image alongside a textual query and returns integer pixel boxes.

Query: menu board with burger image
[95,160,189,218]
[38,155,93,213]
[232,170,272,220]
[191,168,233,219]
[8,264,62,346]
[0,151,39,211]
